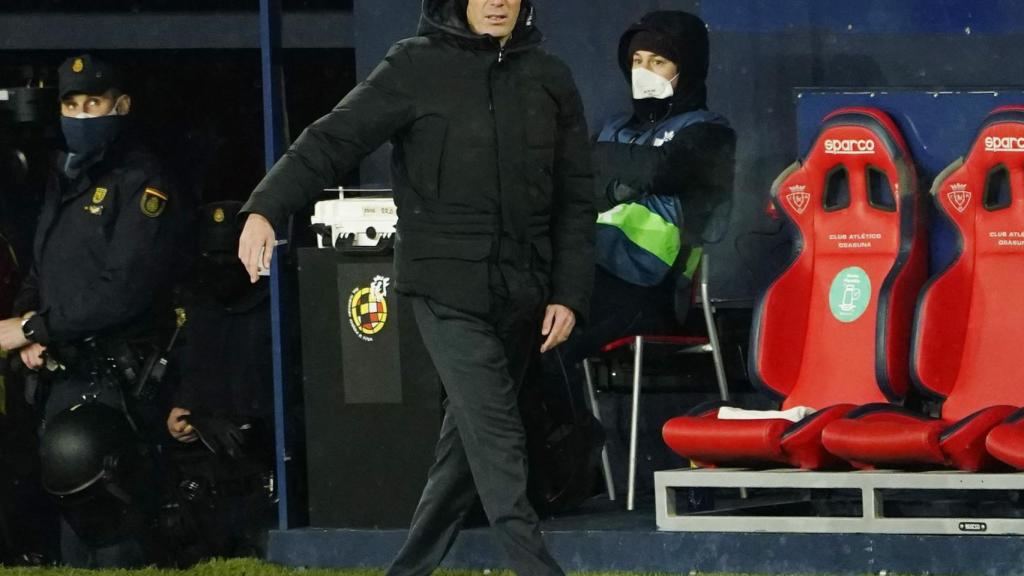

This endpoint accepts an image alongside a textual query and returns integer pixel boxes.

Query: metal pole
[583,359,616,501]
[628,336,644,511]
[700,253,730,402]
[260,0,290,531]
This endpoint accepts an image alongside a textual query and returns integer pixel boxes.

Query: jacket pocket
[396,235,494,314]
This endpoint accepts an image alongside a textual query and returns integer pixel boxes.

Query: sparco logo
[984,136,1024,152]
[824,139,876,155]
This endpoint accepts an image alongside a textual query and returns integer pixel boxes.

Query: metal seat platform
[656,467,1024,535]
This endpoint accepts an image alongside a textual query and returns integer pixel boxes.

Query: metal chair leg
[583,358,615,501]
[700,253,730,402]
[699,254,742,499]
[627,335,644,511]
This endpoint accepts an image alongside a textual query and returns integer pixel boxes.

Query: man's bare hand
[0,317,28,352]
[167,407,198,443]
[540,304,576,353]
[19,342,46,370]
[238,213,275,283]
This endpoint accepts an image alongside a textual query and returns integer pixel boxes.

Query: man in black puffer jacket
[238,1,593,574]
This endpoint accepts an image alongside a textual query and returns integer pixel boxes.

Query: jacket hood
[419,0,543,51]
[618,11,709,115]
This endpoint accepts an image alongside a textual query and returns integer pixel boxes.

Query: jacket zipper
[490,43,505,110]
[490,42,506,253]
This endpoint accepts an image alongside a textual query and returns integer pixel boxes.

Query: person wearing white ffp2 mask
[538,14,736,499]
[631,57,679,100]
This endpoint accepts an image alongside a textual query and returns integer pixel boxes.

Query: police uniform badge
[213,207,225,223]
[92,187,107,204]
[141,187,167,218]
[72,58,84,73]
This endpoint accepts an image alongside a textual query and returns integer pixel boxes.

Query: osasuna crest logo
[947,183,972,213]
[785,185,810,214]
[348,275,391,342]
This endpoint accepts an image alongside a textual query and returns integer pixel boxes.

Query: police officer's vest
[595,109,727,287]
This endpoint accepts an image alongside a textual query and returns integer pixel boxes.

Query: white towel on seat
[716,406,816,423]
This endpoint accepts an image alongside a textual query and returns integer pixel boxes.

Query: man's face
[466,0,522,45]
[60,90,130,118]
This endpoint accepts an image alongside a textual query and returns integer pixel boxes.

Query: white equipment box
[311,188,397,251]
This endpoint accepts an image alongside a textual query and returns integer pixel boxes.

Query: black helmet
[40,402,137,496]
[40,402,154,547]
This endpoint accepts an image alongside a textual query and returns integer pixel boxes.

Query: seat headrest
[773,107,915,254]
[934,106,1024,228]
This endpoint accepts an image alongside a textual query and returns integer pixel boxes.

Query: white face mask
[631,67,678,100]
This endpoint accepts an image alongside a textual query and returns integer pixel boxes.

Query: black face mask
[60,114,126,157]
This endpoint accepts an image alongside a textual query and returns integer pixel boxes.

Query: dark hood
[618,11,710,116]
[419,0,543,51]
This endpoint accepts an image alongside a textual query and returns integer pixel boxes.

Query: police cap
[199,201,244,254]
[58,54,125,99]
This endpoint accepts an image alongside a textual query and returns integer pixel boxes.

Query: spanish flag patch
[140,187,167,218]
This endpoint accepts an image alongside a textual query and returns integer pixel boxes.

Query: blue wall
[351,0,1024,300]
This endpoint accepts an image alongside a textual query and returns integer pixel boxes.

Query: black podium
[298,247,441,528]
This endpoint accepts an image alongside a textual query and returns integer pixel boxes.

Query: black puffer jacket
[592,11,735,245]
[242,0,595,317]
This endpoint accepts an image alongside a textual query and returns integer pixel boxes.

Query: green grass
[0,557,785,576]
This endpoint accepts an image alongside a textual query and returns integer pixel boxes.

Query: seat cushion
[984,407,1024,469]
[662,410,790,468]
[821,404,946,469]
[939,405,1017,471]
[662,403,856,469]
[822,404,1017,470]
[779,404,857,469]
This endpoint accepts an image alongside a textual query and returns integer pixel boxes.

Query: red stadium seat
[662,107,928,469]
[823,106,1024,471]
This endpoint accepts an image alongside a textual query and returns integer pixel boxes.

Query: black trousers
[543,266,676,413]
[387,267,564,576]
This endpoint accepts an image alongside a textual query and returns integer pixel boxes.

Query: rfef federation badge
[140,187,167,217]
[347,275,391,342]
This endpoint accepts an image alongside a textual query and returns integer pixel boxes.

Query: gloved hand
[180,413,247,459]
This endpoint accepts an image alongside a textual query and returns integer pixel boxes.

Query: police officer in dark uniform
[168,201,272,448]
[0,54,184,568]
[164,201,275,564]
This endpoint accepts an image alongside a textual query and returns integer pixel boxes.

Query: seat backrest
[912,106,1024,421]
[750,107,927,410]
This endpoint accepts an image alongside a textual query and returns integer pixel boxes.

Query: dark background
[3,0,1024,300]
